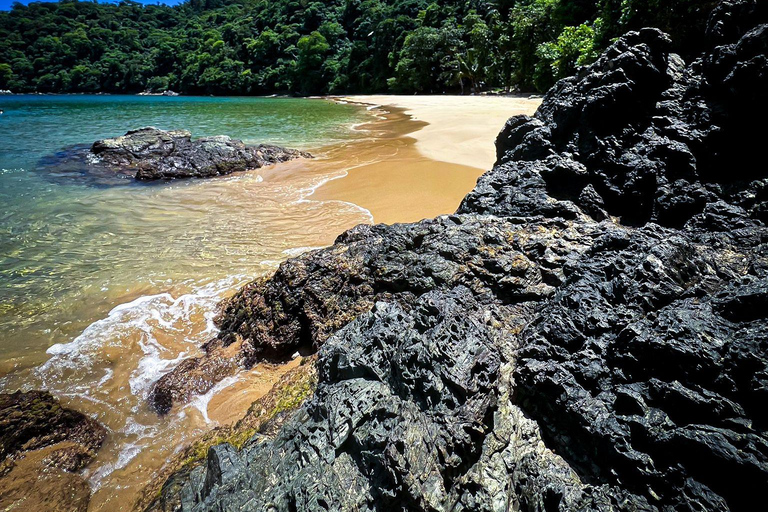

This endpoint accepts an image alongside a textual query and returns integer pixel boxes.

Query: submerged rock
[146,1,768,510]
[39,127,311,183]
[0,391,107,511]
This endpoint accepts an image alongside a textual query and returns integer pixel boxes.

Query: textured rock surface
[147,2,768,510]
[148,214,602,414]
[140,361,317,512]
[0,390,106,463]
[40,127,311,183]
[0,391,107,511]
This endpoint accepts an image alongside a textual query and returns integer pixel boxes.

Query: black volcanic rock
[148,214,603,414]
[461,10,768,229]
[145,2,768,510]
[39,127,311,183]
[0,391,107,512]
[94,127,311,180]
[0,390,106,463]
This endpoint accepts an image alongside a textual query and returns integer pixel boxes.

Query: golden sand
[342,95,542,169]
[312,95,541,224]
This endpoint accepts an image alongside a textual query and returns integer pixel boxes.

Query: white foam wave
[44,292,174,359]
[88,417,158,487]
[259,259,283,269]
[289,164,375,225]
[37,275,247,399]
[281,246,326,258]
[187,374,241,424]
[129,347,188,399]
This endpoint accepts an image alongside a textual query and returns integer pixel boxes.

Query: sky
[0,0,185,10]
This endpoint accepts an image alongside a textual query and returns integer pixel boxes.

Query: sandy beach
[343,95,542,170]
[311,95,542,224]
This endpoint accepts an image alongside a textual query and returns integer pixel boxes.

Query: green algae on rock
[139,360,317,512]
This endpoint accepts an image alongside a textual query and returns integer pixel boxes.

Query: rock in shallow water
[39,127,312,183]
[0,391,107,511]
[146,1,768,510]
[0,390,106,463]
[92,127,311,180]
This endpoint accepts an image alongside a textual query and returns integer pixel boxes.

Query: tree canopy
[0,0,718,95]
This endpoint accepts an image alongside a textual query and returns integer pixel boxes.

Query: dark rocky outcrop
[148,214,602,414]
[146,2,768,510]
[0,391,107,512]
[39,127,311,183]
[0,390,106,463]
[92,127,311,180]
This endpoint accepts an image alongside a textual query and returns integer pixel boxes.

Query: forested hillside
[0,0,716,95]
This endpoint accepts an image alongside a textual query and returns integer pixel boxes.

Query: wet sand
[312,95,541,223]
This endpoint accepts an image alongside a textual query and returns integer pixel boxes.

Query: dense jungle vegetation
[0,0,717,95]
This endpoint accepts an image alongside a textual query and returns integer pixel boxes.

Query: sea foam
[38,275,246,399]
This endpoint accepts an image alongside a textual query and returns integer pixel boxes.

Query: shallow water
[0,95,370,364]
[0,95,375,510]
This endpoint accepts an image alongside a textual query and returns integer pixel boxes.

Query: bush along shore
[141,1,768,510]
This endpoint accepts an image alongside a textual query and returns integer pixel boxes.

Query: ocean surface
[0,94,374,510]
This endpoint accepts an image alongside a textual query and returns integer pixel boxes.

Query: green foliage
[296,31,330,94]
[390,24,462,92]
[0,63,12,88]
[0,0,715,95]
[535,20,601,90]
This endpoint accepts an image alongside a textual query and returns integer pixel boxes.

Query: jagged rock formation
[146,2,768,510]
[40,127,311,183]
[0,391,107,511]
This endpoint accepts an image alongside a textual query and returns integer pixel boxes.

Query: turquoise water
[0,95,370,370]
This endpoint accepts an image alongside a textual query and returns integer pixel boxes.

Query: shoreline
[335,94,542,170]
[309,104,484,225]
[309,95,541,224]
[1,93,541,512]
[130,96,541,507]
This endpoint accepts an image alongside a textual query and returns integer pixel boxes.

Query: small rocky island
[143,1,768,511]
[40,127,311,183]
